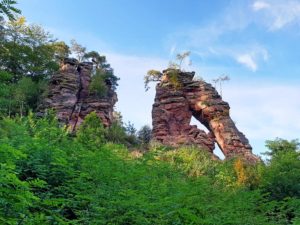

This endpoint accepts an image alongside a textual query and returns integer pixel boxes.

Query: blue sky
[18,0,300,157]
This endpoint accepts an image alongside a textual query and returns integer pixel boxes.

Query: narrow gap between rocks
[190,117,225,159]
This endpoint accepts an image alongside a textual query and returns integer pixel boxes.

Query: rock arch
[152,69,259,162]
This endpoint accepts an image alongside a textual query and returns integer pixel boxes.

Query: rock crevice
[38,58,117,129]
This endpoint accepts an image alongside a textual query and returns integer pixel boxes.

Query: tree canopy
[0,115,299,224]
[0,0,21,20]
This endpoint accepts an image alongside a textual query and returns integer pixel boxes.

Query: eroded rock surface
[152,69,259,162]
[38,58,117,130]
[152,81,215,152]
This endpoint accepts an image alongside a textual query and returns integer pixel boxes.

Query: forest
[0,1,300,224]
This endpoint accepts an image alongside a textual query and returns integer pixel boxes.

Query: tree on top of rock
[175,51,191,70]
[84,51,107,69]
[212,75,230,97]
[70,39,86,62]
[144,51,191,91]
[83,50,119,95]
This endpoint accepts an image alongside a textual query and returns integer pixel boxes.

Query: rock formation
[152,69,259,162]
[38,58,117,130]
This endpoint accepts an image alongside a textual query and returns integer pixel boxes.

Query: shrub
[156,146,218,177]
[89,70,108,98]
[0,114,299,224]
[76,112,106,149]
[137,125,152,146]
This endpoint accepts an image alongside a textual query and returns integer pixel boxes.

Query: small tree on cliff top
[144,70,163,91]
[212,75,230,97]
[144,51,191,91]
[84,50,120,91]
[70,39,86,62]
[176,51,191,70]
[84,51,107,69]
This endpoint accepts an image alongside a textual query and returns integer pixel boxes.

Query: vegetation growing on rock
[0,4,300,225]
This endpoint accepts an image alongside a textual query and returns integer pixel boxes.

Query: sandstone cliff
[152,69,259,162]
[38,58,117,130]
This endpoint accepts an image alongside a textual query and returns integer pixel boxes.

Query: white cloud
[195,45,269,72]
[252,1,270,11]
[252,0,300,30]
[167,1,271,71]
[236,54,257,71]
[222,82,300,155]
[169,44,176,57]
[168,0,300,73]
[235,46,269,71]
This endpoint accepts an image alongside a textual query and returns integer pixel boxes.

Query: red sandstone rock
[38,58,117,130]
[152,69,259,162]
[152,74,215,152]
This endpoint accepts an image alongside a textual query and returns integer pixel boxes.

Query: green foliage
[0,7,298,224]
[83,51,106,69]
[145,52,192,91]
[89,69,108,98]
[233,158,261,189]
[0,70,13,83]
[70,39,86,62]
[105,121,127,144]
[102,68,120,91]
[0,17,60,81]
[84,50,119,93]
[0,0,21,20]
[103,116,139,148]
[265,138,299,158]
[144,68,182,91]
[0,76,46,117]
[0,115,299,224]
[144,69,162,91]
[0,143,37,224]
[0,113,71,223]
[261,143,300,200]
[166,68,182,89]
[125,121,136,136]
[157,146,217,177]
[50,41,70,60]
[137,125,152,146]
[124,121,139,146]
[13,77,39,114]
[76,112,106,149]
[0,16,118,120]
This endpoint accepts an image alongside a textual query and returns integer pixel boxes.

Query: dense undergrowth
[0,113,299,224]
[1,3,299,224]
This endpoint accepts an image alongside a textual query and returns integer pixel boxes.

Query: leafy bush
[0,115,299,224]
[261,150,300,200]
[76,111,106,149]
[137,125,152,146]
[89,70,108,98]
[157,146,218,177]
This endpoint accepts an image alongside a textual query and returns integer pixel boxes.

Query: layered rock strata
[39,58,117,130]
[152,69,259,162]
